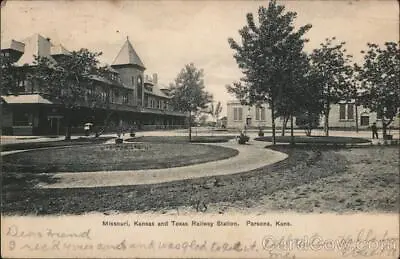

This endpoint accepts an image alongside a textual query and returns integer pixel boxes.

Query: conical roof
[112,38,145,69]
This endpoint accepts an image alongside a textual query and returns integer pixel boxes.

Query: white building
[226,100,400,130]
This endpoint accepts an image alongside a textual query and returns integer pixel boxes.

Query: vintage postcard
[1,0,399,258]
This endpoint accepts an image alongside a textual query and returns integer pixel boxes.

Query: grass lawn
[255,135,371,144]
[126,135,236,143]
[2,143,238,173]
[1,145,398,215]
[0,136,113,152]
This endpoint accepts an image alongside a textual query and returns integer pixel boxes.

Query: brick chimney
[152,73,158,84]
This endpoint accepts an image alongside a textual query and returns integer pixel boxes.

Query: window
[339,103,356,120]
[360,116,369,126]
[13,110,31,126]
[261,107,266,121]
[339,104,346,120]
[113,89,119,103]
[87,86,94,96]
[109,89,114,103]
[100,90,107,102]
[145,85,153,92]
[122,92,129,104]
[255,107,266,121]
[347,104,354,120]
[111,73,120,82]
[131,76,135,86]
[233,107,243,121]
[137,76,143,106]
[377,110,383,120]
[15,79,27,92]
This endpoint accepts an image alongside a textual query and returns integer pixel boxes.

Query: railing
[139,125,187,131]
[69,124,187,134]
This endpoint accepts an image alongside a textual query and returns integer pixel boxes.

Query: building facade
[1,34,187,135]
[227,100,399,131]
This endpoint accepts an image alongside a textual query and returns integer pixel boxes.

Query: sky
[1,0,398,116]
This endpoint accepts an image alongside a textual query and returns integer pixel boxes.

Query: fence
[139,125,187,131]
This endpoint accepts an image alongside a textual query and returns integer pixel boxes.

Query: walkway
[37,139,288,189]
[4,129,394,189]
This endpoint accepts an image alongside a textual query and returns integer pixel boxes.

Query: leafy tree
[209,101,223,125]
[310,37,354,136]
[274,46,310,141]
[32,49,107,140]
[1,54,20,95]
[292,60,325,136]
[346,62,363,132]
[169,63,213,141]
[357,41,400,137]
[226,1,312,144]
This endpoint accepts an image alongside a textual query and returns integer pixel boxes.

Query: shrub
[258,128,264,137]
[295,112,320,136]
[238,133,249,144]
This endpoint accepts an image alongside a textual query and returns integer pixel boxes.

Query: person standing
[84,123,90,136]
[371,122,378,139]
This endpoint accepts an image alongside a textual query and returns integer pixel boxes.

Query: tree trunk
[323,91,330,136]
[382,123,387,138]
[324,105,330,136]
[96,110,114,137]
[382,118,393,138]
[281,115,289,136]
[290,114,294,145]
[64,108,72,140]
[271,101,276,145]
[306,113,312,136]
[188,111,192,142]
[355,103,359,133]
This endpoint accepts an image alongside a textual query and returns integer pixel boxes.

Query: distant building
[1,34,187,135]
[226,100,399,130]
